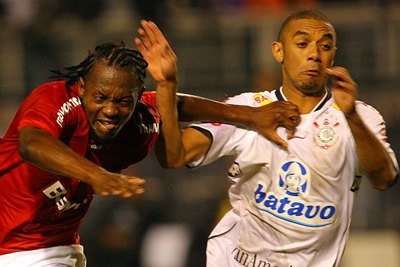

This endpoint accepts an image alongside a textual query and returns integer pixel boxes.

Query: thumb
[286,127,296,140]
[267,132,288,150]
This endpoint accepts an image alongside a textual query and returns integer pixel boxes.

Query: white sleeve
[356,101,399,173]
[188,92,262,168]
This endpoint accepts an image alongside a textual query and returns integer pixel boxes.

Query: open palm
[135,20,177,83]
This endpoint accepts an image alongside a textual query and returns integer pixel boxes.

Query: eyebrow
[293,30,309,38]
[293,31,334,40]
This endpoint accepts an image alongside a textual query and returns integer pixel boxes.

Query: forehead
[86,61,137,86]
[83,62,139,96]
[284,18,336,41]
[88,61,134,79]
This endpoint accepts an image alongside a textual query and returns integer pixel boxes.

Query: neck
[281,86,327,114]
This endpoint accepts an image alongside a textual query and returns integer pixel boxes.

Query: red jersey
[0,81,160,255]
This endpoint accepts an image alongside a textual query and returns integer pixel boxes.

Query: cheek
[283,54,301,70]
[84,102,100,119]
[121,107,135,121]
[322,52,335,65]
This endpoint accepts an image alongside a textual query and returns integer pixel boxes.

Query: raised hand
[134,20,177,83]
[326,66,358,115]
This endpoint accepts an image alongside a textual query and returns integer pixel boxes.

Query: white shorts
[0,245,86,267]
[206,210,240,267]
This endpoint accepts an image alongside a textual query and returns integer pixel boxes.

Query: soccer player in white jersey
[138,10,399,267]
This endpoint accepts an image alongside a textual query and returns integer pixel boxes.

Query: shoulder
[30,81,69,96]
[134,91,160,122]
[355,101,386,127]
[26,81,79,106]
[139,91,156,107]
[330,100,381,116]
[224,90,275,106]
[355,100,380,114]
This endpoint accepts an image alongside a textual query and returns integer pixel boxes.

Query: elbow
[373,183,391,191]
[18,135,35,162]
[158,158,186,169]
[156,153,186,169]
[18,126,46,163]
[381,172,399,190]
[155,145,188,169]
[370,170,399,191]
[160,162,182,169]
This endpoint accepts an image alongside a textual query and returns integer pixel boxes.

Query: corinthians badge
[313,113,340,150]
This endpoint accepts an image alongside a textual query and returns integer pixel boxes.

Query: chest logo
[43,181,88,212]
[253,159,336,228]
[138,123,160,134]
[313,113,340,150]
[278,159,310,197]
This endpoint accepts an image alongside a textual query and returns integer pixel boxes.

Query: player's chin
[93,129,119,142]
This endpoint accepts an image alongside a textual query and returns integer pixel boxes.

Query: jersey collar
[275,87,331,113]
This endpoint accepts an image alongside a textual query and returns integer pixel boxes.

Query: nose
[307,43,321,62]
[102,101,119,117]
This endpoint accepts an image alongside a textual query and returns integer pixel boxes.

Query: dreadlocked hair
[50,41,148,91]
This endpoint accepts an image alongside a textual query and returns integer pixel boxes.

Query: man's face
[78,61,141,142]
[275,18,336,96]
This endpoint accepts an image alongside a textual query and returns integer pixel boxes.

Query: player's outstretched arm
[18,126,145,198]
[328,66,398,190]
[176,93,300,149]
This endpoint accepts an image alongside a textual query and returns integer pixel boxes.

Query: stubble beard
[297,80,326,97]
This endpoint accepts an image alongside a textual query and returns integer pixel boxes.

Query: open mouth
[96,120,119,131]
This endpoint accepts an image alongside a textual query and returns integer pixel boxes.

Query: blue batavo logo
[254,159,336,228]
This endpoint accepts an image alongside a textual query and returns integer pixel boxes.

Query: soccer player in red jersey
[0,25,300,266]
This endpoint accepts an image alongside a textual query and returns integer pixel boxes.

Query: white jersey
[189,88,399,267]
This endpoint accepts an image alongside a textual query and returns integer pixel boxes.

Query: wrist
[157,79,177,87]
[344,109,359,120]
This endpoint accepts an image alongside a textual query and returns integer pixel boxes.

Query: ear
[272,41,284,63]
[77,77,85,98]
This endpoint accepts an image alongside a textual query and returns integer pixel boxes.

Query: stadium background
[0,0,399,266]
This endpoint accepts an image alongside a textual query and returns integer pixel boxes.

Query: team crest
[278,159,310,197]
[313,112,340,150]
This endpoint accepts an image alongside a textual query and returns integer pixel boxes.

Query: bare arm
[327,67,398,190]
[345,113,397,190]
[135,20,210,168]
[176,93,300,148]
[19,126,145,197]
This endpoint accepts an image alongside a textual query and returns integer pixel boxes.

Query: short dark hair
[50,42,148,91]
[278,9,335,42]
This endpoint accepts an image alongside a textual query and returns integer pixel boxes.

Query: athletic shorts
[0,245,86,267]
[206,210,240,267]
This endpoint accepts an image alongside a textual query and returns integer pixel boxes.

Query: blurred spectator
[130,0,169,29]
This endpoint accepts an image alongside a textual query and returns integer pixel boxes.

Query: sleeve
[18,109,62,138]
[356,101,399,173]
[188,92,259,168]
